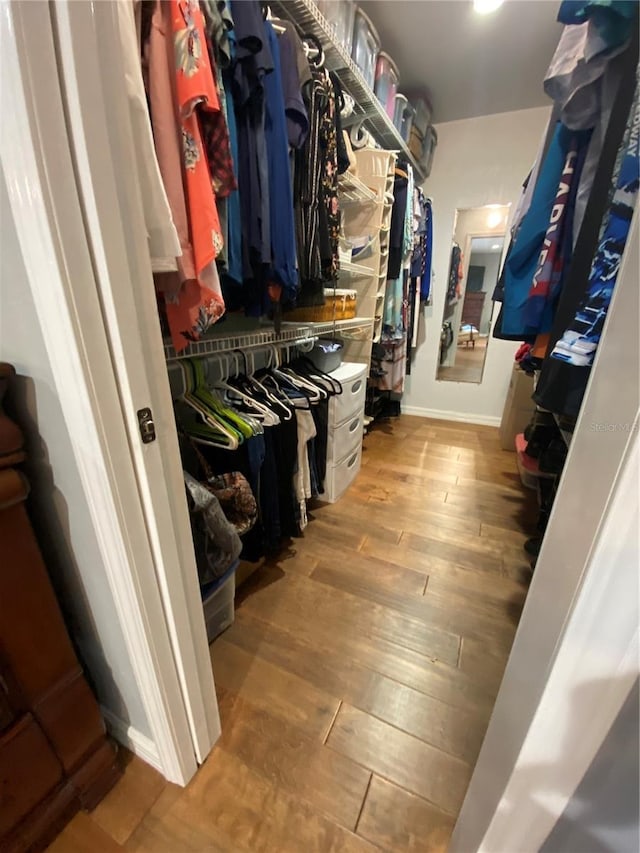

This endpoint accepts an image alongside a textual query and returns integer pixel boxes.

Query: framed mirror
[437,204,510,384]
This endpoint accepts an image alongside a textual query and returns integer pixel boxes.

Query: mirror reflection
[437,204,510,384]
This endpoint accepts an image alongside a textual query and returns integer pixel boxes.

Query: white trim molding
[401,406,502,427]
[101,708,163,775]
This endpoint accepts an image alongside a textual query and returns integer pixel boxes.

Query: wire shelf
[164,322,315,362]
[307,317,375,340]
[338,171,377,204]
[271,0,427,180]
[339,259,373,278]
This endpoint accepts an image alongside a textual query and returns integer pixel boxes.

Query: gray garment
[544,21,628,131]
[280,20,312,94]
[201,0,234,68]
[571,53,626,246]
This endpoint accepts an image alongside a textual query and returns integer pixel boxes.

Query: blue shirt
[502,123,579,336]
[263,20,299,299]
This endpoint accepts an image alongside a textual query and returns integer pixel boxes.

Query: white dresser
[320,361,368,503]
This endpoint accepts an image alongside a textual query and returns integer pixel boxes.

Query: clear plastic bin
[351,7,380,90]
[420,125,438,178]
[315,1,355,55]
[392,93,408,134]
[374,52,399,118]
[201,566,236,643]
[410,96,433,137]
[334,0,355,55]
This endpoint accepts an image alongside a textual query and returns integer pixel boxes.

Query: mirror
[437,204,510,384]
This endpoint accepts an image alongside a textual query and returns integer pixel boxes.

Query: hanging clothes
[231,0,274,285]
[387,166,409,280]
[523,134,587,334]
[144,0,225,352]
[263,19,299,303]
[499,122,591,337]
[447,243,463,305]
[116,1,180,273]
[295,68,340,306]
[277,23,309,149]
[535,74,639,416]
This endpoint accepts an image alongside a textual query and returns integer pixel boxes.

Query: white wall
[405,106,552,424]
[0,169,151,738]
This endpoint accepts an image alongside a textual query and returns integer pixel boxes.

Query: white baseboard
[101,707,164,775]
[401,406,502,428]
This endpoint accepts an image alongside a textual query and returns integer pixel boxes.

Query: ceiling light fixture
[486,210,504,228]
[491,244,500,250]
[473,0,505,14]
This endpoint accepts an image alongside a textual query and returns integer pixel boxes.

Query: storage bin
[392,93,408,134]
[329,361,367,424]
[343,198,386,239]
[309,338,344,373]
[410,95,433,137]
[333,0,355,55]
[327,409,363,465]
[285,288,357,322]
[409,125,424,161]
[354,148,396,179]
[351,7,380,90]
[321,445,362,503]
[419,125,438,178]
[374,52,399,118]
[399,103,415,143]
[201,564,236,643]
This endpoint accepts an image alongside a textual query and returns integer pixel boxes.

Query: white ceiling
[359,0,562,123]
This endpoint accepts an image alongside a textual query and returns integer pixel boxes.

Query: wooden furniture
[0,364,120,853]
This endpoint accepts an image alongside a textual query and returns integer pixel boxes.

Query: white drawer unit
[321,446,362,504]
[330,361,367,426]
[320,362,368,503]
[327,411,364,466]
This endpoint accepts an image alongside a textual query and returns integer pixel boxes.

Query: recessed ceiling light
[486,210,504,228]
[491,244,500,250]
[474,0,505,14]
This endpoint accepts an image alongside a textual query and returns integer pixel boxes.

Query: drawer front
[330,369,367,426]
[328,412,364,466]
[321,447,362,504]
[0,714,63,836]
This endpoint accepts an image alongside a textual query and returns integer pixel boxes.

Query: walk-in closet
[1,1,638,851]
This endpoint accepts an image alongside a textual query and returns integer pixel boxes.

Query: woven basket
[286,289,357,322]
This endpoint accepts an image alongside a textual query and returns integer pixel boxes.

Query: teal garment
[502,123,577,336]
[558,1,637,50]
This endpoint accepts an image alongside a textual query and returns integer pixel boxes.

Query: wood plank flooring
[48,417,536,853]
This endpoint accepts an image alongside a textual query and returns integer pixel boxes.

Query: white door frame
[0,0,215,783]
[50,0,219,765]
[451,211,640,850]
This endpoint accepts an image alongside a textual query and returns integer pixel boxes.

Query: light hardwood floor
[438,339,488,383]
[47,416,536,853]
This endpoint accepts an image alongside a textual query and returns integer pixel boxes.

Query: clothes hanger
[243,349,294,422]
[188,358,252,442]
[209,354,272,431]
[302,34,324,68]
